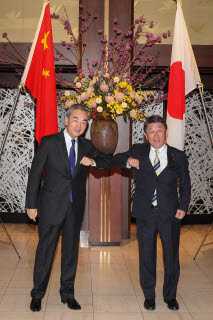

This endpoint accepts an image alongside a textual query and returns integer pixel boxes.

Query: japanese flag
[166,1,201,150]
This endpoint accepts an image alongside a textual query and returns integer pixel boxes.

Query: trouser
[136,210,180,300]
[31,203,81,299]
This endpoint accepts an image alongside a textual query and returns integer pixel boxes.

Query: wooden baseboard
[131,214,212,225]
[0,212,212,225]
[0,212,30,223]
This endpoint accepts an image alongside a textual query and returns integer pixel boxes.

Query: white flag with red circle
[166,1,201,150]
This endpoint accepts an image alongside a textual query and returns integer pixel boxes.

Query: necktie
[152,150,161,207]
[69,139,75,202]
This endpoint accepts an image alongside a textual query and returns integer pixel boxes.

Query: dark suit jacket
[113,143,191,223]
[25,130,111,225]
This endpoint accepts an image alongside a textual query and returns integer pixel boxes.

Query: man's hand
[80,157,95,166]
[175,209,186,220]
[27,209,37,222]
[127,157,140,170]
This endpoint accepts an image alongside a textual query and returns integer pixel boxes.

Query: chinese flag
[21,1,58,144]
[166,1,200,150]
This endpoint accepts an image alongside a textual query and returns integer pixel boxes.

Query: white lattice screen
[0,89,66,213]
[0,89,34,213]
[185,91,213,214]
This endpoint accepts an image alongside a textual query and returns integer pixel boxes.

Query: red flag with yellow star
[21,1,58,144]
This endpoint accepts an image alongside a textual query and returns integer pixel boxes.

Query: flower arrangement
[52,3,170,121]
[61,74,155,121]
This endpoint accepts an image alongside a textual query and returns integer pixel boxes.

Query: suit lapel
[159,144,174,176]
[57,130,72,177]
[142,144,155,173]
[167,145,174,168]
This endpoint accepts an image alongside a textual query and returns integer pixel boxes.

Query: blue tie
[69,139,75,202]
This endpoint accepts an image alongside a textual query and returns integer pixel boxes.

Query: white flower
[64,90,70,97]
[116,109,123,114]
[77,96,81,103]
[74,77,79,83]
[103,73,110,78]
[76,82,82,88]
[97,106,103,112]
[122,102,128,109]
[96,97,102,104]
[65,100,75,108]
[113,76,120,83]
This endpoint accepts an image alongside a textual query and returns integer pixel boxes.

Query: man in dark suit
[113,115,191,311]
[26,104,111,312]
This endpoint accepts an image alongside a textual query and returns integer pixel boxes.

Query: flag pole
[197,84,213,148]
[0,85,22,160]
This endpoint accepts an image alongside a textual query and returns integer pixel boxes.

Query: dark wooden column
[81,0,133,242]
[81,0,105,231]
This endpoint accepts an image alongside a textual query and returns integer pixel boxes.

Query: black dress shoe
[61,298,81,310]
[144,299,156,310]
[30,298,42,312]
[164,298,179,310]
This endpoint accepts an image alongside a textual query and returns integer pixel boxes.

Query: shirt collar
[64,128,78,143]
[150,143,167,154]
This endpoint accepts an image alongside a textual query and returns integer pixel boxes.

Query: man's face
[65,109,88,139]
[144,122,168,149]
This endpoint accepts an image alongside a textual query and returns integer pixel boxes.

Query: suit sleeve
[178,152,191,212]
[88,143,113,169]
[112,146,136,168]
[25,137,48,209]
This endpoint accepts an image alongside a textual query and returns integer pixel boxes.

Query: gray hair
[144,115,167,133]
[66,104,88,118]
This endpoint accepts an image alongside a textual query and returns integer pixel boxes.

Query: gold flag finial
[19,82,26,93]
[198,81,204,95]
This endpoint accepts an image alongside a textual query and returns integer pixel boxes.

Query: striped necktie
[69,139,75,202]
[152,150,160,207]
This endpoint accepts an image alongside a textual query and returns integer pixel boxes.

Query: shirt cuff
[126,162,131,168]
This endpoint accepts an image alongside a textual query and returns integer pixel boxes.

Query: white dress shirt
[150,144,168,172]
[64,129,78,163]
[64,129,97,167]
